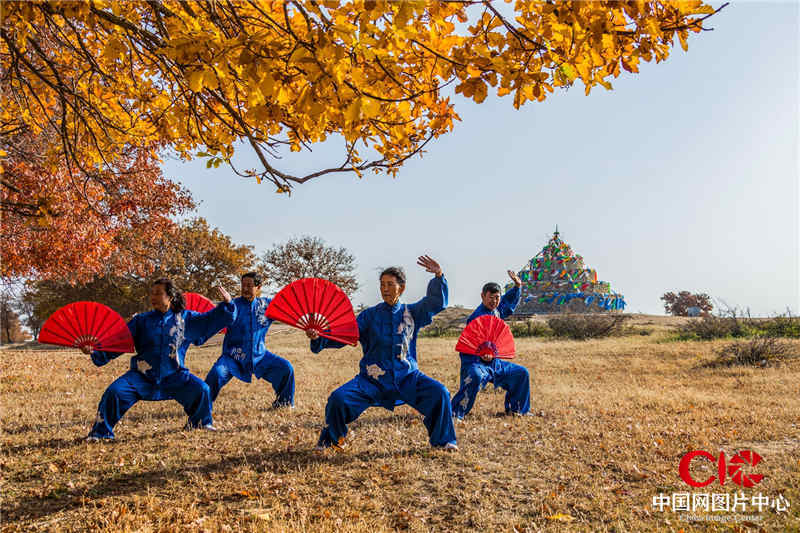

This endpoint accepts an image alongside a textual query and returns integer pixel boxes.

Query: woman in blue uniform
[307,256,458,451]
[83,278,236,440]
[450,270,532,420]
[204,272,295,412]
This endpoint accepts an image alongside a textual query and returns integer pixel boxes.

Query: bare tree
[259,236,358,298]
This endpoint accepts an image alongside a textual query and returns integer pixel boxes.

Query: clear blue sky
[163,2,798,316]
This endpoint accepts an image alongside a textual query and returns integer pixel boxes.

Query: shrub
[509,320,552,338]
[676,314,750,340]
[703,337,798,368]
[546,314,628,340]
[418,316,463,338]
[757,313,800,338]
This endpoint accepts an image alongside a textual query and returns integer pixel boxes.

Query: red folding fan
[184,292,215,313]
[455,315,516,359]
[183,292,226,334]
[38,301,135,353]
[266,278,359,345]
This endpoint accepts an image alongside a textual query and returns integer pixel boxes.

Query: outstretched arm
[497,270,523,319]
[84,315,139,366]
[185,286,237,342]
[408,256,448,327]
[309,311,368,353]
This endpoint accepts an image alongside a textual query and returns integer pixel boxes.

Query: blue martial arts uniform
[88,302,237,439]
[451,286,532,419]
[311,275,457,448]
[204,296,295,408]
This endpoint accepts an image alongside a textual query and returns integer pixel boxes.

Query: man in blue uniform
[451,270,532,420]
[84,279,236,440]
[204,272,295,412]
[307,256,458,451]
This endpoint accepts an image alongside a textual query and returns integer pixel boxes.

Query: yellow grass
[2,317,799,532]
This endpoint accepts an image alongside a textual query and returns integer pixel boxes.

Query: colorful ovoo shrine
[506,229,626,314]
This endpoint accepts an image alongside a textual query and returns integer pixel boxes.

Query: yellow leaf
[345,97,362,122]
[188,70,205,92]
[546,513,575,522]
[203,69,219,90]
[259,75,275,98]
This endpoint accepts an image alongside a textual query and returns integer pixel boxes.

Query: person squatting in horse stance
[203,272,295,417]
[451,270,532,421]
[84,279,236,440]
[307,256,458,451]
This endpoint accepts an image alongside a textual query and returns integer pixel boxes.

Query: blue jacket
[91,302,237,384]
[218,296,274,381]
[311,275,448,394]
[460,286,520,365]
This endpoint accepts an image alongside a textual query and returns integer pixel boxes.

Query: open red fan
[266,278,359,345]
[38,301,135,353]
[455,315,515,359]
[184,292,215,313]
[183,292,226,334]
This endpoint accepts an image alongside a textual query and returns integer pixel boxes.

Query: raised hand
[215,286,232,303]
[417,255,442,277]
[508,270,522,287]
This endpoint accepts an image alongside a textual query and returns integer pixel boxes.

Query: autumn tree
[1,1,725,195]
[1,127,195,282]
[155,217,256,296]
[259,236,358,297]
[661,291,713,316]
[0,296,29,343]
[21,217,255,327]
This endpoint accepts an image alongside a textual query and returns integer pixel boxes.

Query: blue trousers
[205,353,295,408]
[89,369,213,439]
[451,359,531,418]
[318,370,457,448]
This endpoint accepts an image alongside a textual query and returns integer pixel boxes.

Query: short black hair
[379,266,406,286]
[241,272,262,286]
[482,282,501,295]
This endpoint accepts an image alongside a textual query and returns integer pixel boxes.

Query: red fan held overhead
[183,292,226,334]
[38,301,135,353]
[266,278,359,346]
[455,315,516,360]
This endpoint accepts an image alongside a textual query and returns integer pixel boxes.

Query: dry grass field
[2,316,799,532]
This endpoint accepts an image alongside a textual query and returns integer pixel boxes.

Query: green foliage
[672,310,800,341]
[757,314,800,338]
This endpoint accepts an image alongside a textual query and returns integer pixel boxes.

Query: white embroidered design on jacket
[255,298,270,326]
[397,306,415,362]
[230,347,246,361]
[168,313,186,359]
[459,395,470,410]
[366,364,386,380]
[463,375,472,386]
